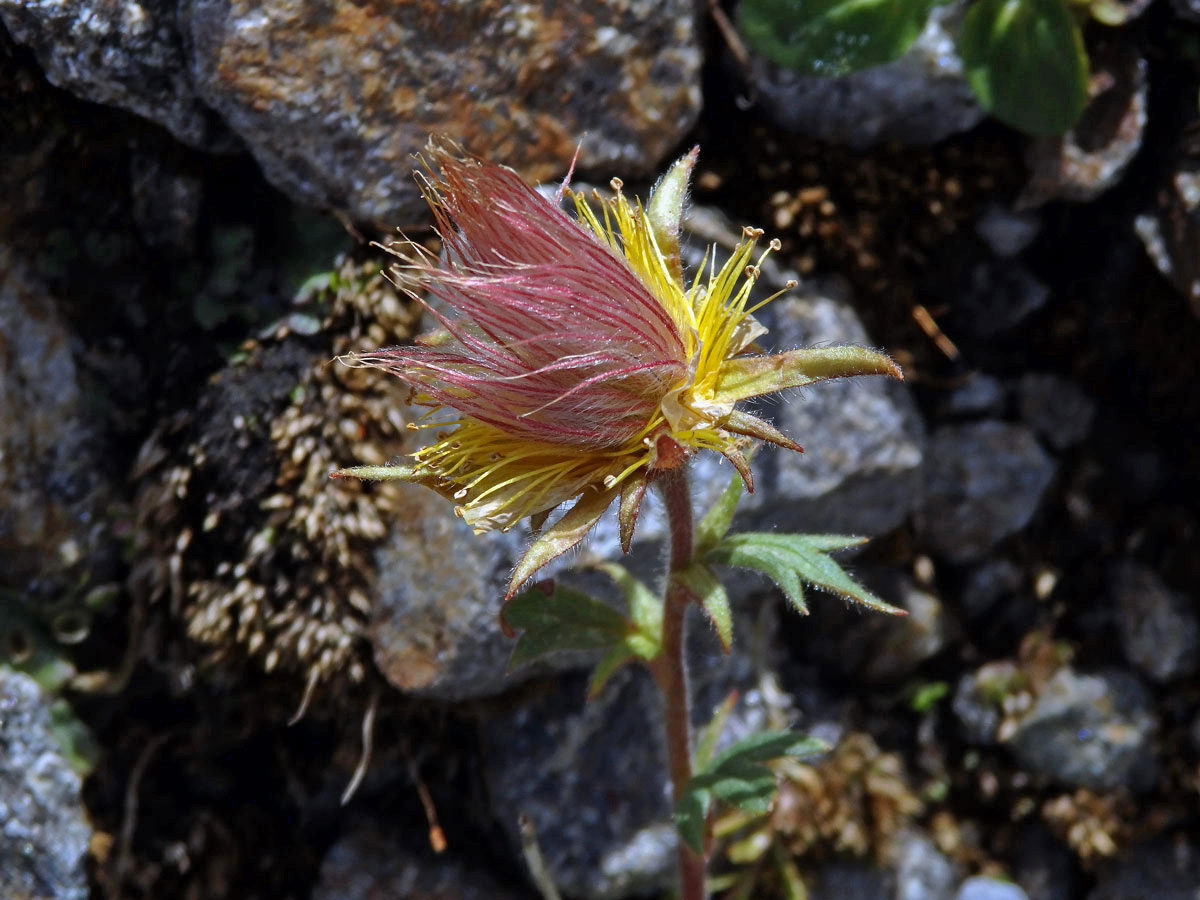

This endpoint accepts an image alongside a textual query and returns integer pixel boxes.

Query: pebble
[955,876,1030,900]
[918,422,1055,564]
[312,820,526,900]
[1111,561,1198,683]
[1017,374,1096,452]
[0,669,92,900]
[889,828,958,900]
[1007,667,1158,791]
[1087,837,1200,900]
[944,374,1007,419]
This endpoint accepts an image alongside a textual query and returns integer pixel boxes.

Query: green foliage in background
[738,0,1098,135]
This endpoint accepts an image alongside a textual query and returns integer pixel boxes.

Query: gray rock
[745,289,926,537]
[952,661,1018,746]
[368,482,528,700]
[810,861,892,900]
[748,2,984,148]
[182,0,701,223]
[955,877,1030,900]
[1087,838,1200,900]
[1111,561,1198,683]
[945,374,1007,419]
[889,828,958,900]
[960,559,1022,621]
[481,667,674,900]
[1173,0,1200,21]
[0,245,119,611]
[860,577,948,683]
[918,422,1055,564]
[0,0,226,149]
[1017,374,1095,452]
[953,261,1051,338]
[975,207,1041,259]
[1007,667,1158,791]
[0,669,91,900]
[481,610,782,900]
[1014,823,1078,900]
[313,821,529,900]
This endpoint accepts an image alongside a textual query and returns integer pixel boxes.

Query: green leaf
[694,691,740,772]
[675,730,829,852]
[673,563,733,652]
[960,0,1089,136]
[738,0,937,77]
[593,562,662,649]
[504,583,631,671]
[705,532,906,616]
[695,471,744,557]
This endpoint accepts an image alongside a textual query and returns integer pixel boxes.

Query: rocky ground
[2,2,1199,899]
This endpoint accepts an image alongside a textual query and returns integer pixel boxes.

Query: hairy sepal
[714,346,903,404]
[506,484,619,598]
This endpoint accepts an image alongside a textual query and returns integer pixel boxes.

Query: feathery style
[333,141,901,596]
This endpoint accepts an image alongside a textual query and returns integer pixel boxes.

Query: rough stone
[956,877,1030,900]
[975,207,1041,259]
[0,245,119,609]
[944,374,1007,419]
[1017,374,1096,452]
[313,820,527,900]
[481,612,779,900]
[960,559,1023,622]
[1014,823,1079,900]
[809,861,892,900]
[1087,838,1200,900]
[918,422,1055,564]
[0,669,91,900]
[1007,667,1158,791]
[952,661,1017,746]
[859,577,949,683]
[747,2,984,149]
[741,289,926,537]
[0,0,227,148]
[182,0,701,224]
[951,259,1051,338]
[1111,561,1198,683]
[889,828,958,900]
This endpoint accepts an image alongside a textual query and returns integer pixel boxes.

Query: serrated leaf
[673,563,733,652]
[504,583,630,671]
[706,532,906,616]
[674,730,829,852]
[960,0,1089,136]
[588,645,636,698]
[738,0,936,76]
[594,561,662,648]
[695,470,744,556]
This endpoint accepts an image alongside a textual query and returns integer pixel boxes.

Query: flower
[333,140,901,596]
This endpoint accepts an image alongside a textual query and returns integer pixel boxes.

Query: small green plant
[333,141,905,899]
[737,0,1119,136]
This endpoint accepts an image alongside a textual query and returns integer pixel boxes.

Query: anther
[610,177,624,192]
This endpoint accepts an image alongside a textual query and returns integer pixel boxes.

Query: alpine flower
[333,140,901,596]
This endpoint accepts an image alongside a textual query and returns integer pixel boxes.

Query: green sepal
[646,147,699,285]
[675,730,829,853]
[674,563,733,653]
[738,0,937,77]
[705,533,906,617]
[618,472,648,554]
[960,0,1089,136]
[713,346,902,405]
[507,483,618,598]
[330,463,420,481]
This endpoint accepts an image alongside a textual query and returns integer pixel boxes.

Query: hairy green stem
[652,469,706,900]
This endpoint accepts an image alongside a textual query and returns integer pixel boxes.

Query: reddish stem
[651,469,706,900]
